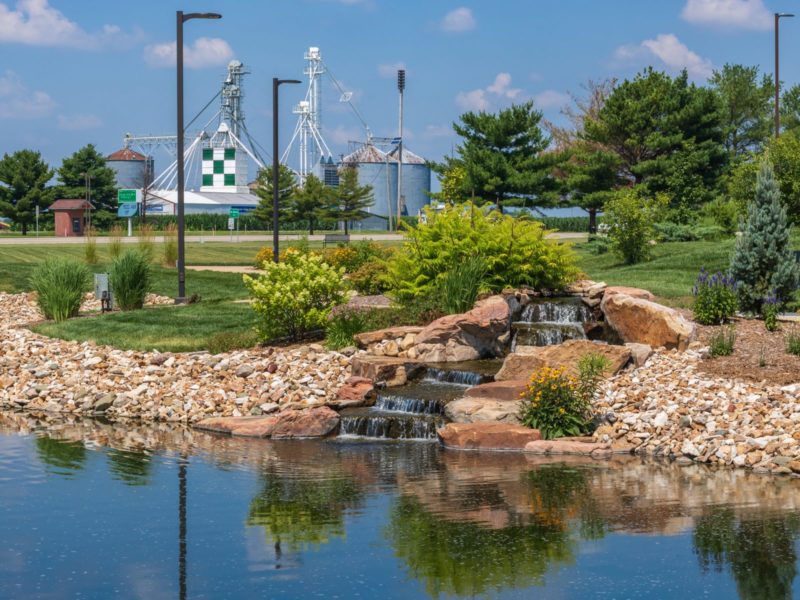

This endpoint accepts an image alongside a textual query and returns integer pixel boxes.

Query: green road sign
[118,189,140,204]
[229,208,240,218]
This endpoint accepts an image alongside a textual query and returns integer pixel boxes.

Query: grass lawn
[33,301,256,353]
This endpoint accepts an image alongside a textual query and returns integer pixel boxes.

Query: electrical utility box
[94,273,113,312]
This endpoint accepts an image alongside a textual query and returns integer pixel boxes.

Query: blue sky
[1,0,799,176]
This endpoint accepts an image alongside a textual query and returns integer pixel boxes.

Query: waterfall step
[519,297,593,324]
[339,408,444,440]
[511,321,586,349]
[422,367,492,387]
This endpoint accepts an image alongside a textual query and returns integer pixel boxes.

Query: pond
[2,412,800,600]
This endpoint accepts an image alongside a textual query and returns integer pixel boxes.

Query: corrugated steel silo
[106,148,153,190]
[387,146,431,217]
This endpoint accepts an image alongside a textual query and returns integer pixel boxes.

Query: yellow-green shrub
[386,203,580,302]
[244,249,348,342]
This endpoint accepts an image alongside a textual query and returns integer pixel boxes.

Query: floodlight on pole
[396,69,406,232]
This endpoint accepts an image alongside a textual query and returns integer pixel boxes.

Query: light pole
[176,10,222,303]
[775,12,794,138]
[80,171,94,232]
[396,69,405,232]
[272,77,301,263]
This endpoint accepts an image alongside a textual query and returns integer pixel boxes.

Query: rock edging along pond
[4,285,800,476]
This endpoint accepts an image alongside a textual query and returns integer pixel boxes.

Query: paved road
[0,231,586,245]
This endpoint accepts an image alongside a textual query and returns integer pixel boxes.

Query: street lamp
[775,12,794,138]
[176,10,222,303]
[272,78,301,263]
[80,171,94,232]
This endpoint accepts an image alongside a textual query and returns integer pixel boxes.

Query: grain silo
[106,148,153,190]
[342,143,397,230]
[386,146,432,218]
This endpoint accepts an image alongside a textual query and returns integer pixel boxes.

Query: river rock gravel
[0,292,352,423]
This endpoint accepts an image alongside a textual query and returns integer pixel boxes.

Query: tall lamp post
[176,10,222,303]
[272,77,301,263]
[775,12,794,138]
[80,171,94,232]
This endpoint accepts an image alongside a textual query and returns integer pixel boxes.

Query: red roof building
[50,199,93,237]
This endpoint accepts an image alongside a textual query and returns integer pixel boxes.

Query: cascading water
[511,297,594,351]
[338,364,499,441]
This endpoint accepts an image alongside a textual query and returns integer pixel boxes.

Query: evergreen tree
[252,164,297,227]
[781,84,800,135]
[329,165,373,234]
[584,68,727,211]
[562,144,621,233]
[729,160,799,312]
[54,144,118,226]
[0,149,53,235]
[287,174,334,235]
[451,101,558,212]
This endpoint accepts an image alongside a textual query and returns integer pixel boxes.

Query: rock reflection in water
[5,411,800,599]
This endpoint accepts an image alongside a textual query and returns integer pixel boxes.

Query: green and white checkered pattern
[201,146,246,191]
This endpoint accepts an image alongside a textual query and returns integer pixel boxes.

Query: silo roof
[387,146,426,164]
[343,144,390,164]
[107,148,147,161]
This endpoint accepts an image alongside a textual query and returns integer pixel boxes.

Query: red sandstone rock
[465,380,527,401]
[603,286,656,301]
[414,295,511,362]
[524,439,612,456]
[437,422,541,450]
[270,406,341,438]
[601,293,696,350]
[495,340,631,381]
[353,326,424,348]
[349,355,422,387]
[329,376,374,408]
[194,416,279,437]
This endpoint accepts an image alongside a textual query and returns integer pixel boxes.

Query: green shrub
[786,330,800,356]
[709,326,736,357]
[701,197,741,234]
[763,292,780,332]
[730,160,799,313]
[692,269,738,325]
[653,221,725,242]
[109,224,123,260]
[244,249,348,342]
[435,255,487,315]
[387,203,579,302]
[518,354,609,440]
[206,330,260,354]
[110,250,152,311]
[349,259,390,295]
[603,188,668,264]
[30,258,91,322]
[325,308,371,350]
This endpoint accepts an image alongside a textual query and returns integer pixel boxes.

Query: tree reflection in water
[106,448,153,486]
[35,436,86,477]
[247,470,363,554]
[693,508,800,600]
[386,464,606,597]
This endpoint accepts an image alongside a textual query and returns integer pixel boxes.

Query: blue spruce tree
[729,159,799,313]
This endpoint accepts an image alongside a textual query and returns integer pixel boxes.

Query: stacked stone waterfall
[511,298,593,350]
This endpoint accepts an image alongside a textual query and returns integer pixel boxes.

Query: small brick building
[50,199,93,237]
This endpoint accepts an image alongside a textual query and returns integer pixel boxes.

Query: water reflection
[694,508,800,600]
[5,411,800,599]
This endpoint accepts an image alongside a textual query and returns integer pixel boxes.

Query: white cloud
[57,113,102,131]
[378,62,406,78]
[144,37,234,69]
[423,124,452,138]
[487,73,522,99]
[0,0,139,49]
[533,90,570,110]
[324,125,363,145]
[441,7,476,33]
[615,33,713,79]
[681,0,772,31]
[0,70,54,119]
[455,89,489,111]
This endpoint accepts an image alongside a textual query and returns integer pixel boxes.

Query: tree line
[0,145,375,235]
[433,63,800,233]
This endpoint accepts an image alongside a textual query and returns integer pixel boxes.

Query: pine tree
[286,174,334,235]
[54,144,118,226]
[0,150,53,235]
[729,159,799,312]
[329,166,373,234]
[252,164,297,227]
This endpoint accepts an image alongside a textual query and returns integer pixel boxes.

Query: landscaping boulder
[601,293,695,350]
[625,343,654,368]
[414,295,511,362]
[445,398,521,424]
[329,376,374,409]
[354,326,423,348]
[524,439,612,456]
[495,339,632,382]
[465,380,527,402]
[349,355,423,387]
[603,286,655,301]
[437,422,541,450]
[270,407,340,438]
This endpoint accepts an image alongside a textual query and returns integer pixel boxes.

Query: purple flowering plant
[692,268,738,325]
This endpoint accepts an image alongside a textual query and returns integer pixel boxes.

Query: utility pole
[396,69,405,231]
[775,12,795,137]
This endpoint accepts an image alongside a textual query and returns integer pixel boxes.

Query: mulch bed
[695,317,800,386]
